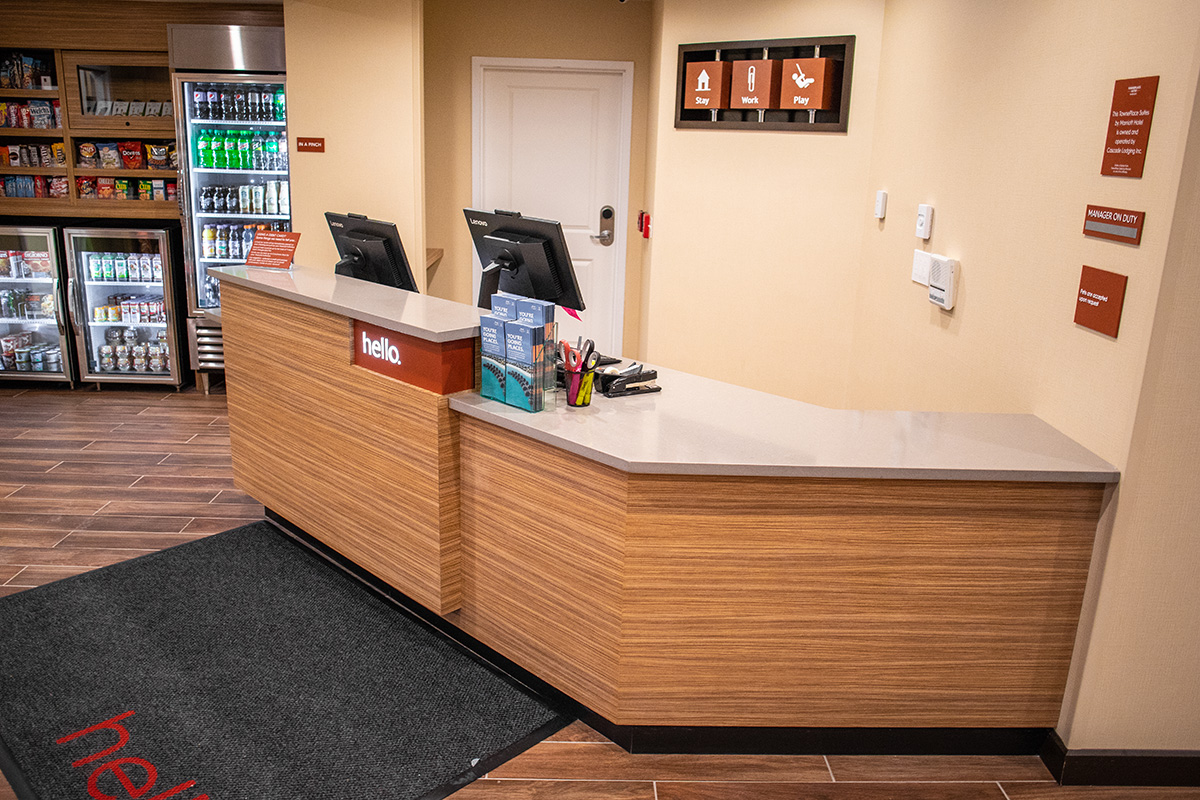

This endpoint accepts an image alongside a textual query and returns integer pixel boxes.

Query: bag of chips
[77,176,97,199]
[119,141,143,169]
[144,143,169,170]
[97,142,121,170]
[78,142,98,168]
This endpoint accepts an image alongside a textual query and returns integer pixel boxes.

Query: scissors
[560,338,595,371]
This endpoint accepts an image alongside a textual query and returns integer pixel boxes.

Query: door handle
[53,277,67,336]
[66,277,79,330]
[589,205,616,247]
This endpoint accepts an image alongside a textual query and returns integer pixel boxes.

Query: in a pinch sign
[352,319,476,394]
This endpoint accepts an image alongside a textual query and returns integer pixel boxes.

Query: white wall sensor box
[928,254,958,310]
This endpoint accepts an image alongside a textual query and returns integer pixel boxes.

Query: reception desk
[214,265,1118,745]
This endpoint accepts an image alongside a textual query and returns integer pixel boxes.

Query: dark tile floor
[1,385,1195,800]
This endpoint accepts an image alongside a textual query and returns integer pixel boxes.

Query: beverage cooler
[0,227,73,382]
[172,72,291,316]
[63,228,182,385]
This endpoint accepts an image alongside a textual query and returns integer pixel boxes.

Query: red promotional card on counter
[245,230,300,269]
[1102,76,1159,178]
[1075,265,1128,338]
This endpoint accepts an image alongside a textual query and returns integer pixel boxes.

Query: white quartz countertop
[450,366,1119,482]
[211,264,482,343]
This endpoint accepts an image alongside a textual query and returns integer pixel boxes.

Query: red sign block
[1075,265,1128,338]
[296,137,325,153]
[353,319,477,395]
[1101,76,1159,178]
[1083,204,1145,245]
[245,230,300,269]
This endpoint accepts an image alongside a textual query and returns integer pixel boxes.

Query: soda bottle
[265,131,279,170]
[243,224,255,253]
[251,131,265,170]
[212,184,226,213]
[247,89,261,122]
[233,86,247,121]
[273,86,286,121]
[195,129,210,168]
[222,131,237,170]
[261,90,274,122]
[206,84,219,121]
[198,185,212,213]
[210,132,224,169]
[192,83,207,120]
[277,133,288,171]
[237,131,251,170]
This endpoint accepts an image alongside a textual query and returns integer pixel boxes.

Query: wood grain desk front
[214,265,1118,732]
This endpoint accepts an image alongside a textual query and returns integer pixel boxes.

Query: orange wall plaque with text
[1075,266,1128,338]
[1101,76,1158,178]
[684,61,732,109]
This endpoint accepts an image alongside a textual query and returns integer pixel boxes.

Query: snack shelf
[0,197,75,213]
[84,280,163,287]
[193,167,287,176]
[0,317,55,325]
[73,167,179,178]
[67,201,179,219]
[189,118,286,127]
[0,165,67,175]
[0,277,53,284]
[0,128,64,138]
[88,321,167,328]
[70,129,175,139]
[0,88,60,99]
[71,116,176,133]
[196,211,288,220]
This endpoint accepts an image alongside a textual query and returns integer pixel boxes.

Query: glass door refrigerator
[0,226,74,383]
[63,228,183,386]
[172,72,291,318]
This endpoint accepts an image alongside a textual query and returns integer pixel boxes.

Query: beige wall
[849,0,1200,466]
[1057,60,1200,751]
[284,0,426,288]
[422,0,654,353]
[642,0,886,407]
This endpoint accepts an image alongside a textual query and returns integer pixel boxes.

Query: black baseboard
[1042,729,1200,787]
[263,509,1050,758]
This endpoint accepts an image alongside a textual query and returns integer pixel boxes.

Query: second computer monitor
[463,208,585,311]
[326,212,418,293]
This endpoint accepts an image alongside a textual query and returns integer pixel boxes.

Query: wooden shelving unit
[0,47,177,219]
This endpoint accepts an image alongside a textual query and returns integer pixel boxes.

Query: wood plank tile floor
[0,385,1195,799]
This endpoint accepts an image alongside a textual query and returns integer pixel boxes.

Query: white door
[473,57,633,356]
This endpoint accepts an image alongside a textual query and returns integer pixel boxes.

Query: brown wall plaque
[1101,76,1158,178]
[1075,265,1128,338]
[780,58,837,110]
[296,137,325,153]
[1083,205,1145,245]
[353,319,476,395]
[730,60,782,109]
[683,61,732,109]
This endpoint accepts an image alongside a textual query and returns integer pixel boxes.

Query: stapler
[603,368,660,398]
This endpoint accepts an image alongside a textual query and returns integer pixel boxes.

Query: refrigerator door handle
[53,277,67,337]
[66,277,80,332]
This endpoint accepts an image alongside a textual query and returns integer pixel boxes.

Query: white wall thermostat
[928,255,958,310]
[915,203,934,239]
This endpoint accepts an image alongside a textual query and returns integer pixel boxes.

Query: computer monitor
[325,212,418,293]
[463,208,585,311]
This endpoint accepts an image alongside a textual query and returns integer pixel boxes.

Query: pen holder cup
[563,367,596,408]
